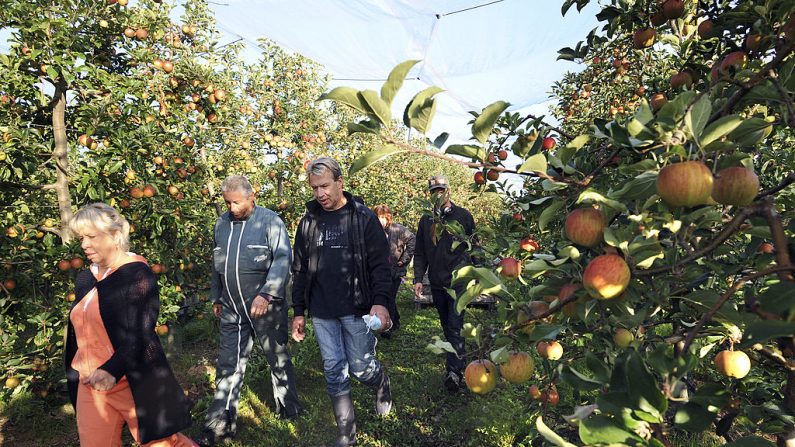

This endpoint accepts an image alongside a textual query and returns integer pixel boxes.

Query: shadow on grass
[1,291,548,447]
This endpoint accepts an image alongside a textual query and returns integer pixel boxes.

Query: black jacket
[413,203,476,290]
[64,262,192,444]
[292,191,392,317]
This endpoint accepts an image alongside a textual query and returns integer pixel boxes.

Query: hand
[291,316,306,342]
[213,303,222,318]
[250,295,271,318]
[414,282,424,297]
[369,304,391,332]
[82,369,116,391]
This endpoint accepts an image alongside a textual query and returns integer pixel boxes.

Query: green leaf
[403,86,444,134]
[577,188,627,212]
[426,336,458,355]
[432,132,449,149]
[346,120,380,135]
[626,351,667,420]
[380,59,420,106]
[685,95,711,145]
[700,114,743,147]
[518,153,548,174]
[358,90,392,126]
[580,415,644,445]
[536,416,578,447]
[724,436,777,447]
[701,140,738,153]
[758,281,795,320]
[674,403,716,432]
[558,134,590,164]
[446,144,485,161]
[538,199,564,232]
[348,145,403,176]
[739,320,795,348]
[319,87,368,114]
[559,364,603,391]
[490,346,509,364]
[728,118,773,145]
[472,100,510,144]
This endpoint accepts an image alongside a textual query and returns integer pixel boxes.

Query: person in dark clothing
[291,157,393,447]
[413,175,476,393]
[198,176,302,446]
[372,204,416,338]
[64,203,196,447]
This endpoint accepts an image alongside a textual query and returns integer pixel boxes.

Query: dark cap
[428,175,449,192]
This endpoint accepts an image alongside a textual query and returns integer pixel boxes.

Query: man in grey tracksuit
[199,176,302,446]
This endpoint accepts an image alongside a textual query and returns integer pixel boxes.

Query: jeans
[312,315,383,396]
[431,288,466,375]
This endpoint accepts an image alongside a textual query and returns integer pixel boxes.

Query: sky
[1,0,602,185]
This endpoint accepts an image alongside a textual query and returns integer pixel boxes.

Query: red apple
[536,340,564,360]
[633,28,656,49]
[564,208,605,247]
[650,93,667,111]
[583,254,631,300]
[698,20,716,39]
[656,161,714,208]
[670,71,694,89]
[711,167,759,206]
[720,51,748,73]
[520,237,539,252]
[542,137,556,150]
[662,0,685,20]
[714,350,751,379]
[464,359,498,394]
[498,257,522,279]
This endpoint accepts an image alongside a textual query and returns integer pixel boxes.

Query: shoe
[196,429,218,447]
[196,426,235,447]
[278,406,305,421]
[375,371,392,417]
[329,394,356,446]
[444,371,463,393]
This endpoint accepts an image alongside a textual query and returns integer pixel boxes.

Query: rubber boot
[328,393,356,446]
[374,370,392,417]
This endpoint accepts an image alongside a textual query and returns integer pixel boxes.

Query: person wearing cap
[198,175,302,446]
[413,175,476,392]
[291,157,393,447]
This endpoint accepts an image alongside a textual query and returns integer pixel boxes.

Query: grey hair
[307,157,343,180]
[221,175,253,195]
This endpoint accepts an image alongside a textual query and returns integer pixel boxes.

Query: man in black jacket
[413,175,476,393]
[291,157,393,447]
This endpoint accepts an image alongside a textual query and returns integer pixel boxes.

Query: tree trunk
[51,84,73,243]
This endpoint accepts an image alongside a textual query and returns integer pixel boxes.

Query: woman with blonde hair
[63,203,197,446]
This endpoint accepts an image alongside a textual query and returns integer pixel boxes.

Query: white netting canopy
[210,0,600,142]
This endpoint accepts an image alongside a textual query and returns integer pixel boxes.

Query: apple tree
[322,0,795,444]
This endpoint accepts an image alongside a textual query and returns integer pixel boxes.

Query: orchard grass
[0,289,745,446]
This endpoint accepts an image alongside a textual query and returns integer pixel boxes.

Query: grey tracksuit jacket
[210,205,292,307]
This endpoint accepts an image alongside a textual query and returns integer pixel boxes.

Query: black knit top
[63,262,192,443]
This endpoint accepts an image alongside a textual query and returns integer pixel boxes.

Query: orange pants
[76,382,197,447]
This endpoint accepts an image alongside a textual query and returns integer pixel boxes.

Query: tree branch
[709,42,795,122]
[679,265,795,356]
[759,172,795,198]
[385,136,570,183]
[525,114,575,141]
[635,205,759,277]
